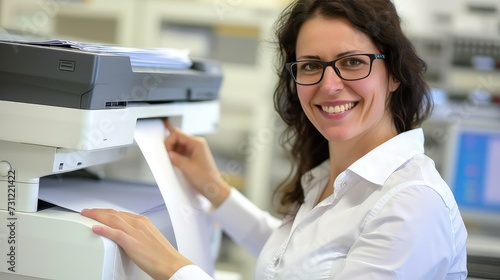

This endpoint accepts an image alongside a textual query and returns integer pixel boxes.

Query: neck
[328,123,397,175]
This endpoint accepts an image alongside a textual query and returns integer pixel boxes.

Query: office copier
[0,40,223,279]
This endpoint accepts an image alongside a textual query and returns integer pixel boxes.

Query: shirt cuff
[170,264,213,280]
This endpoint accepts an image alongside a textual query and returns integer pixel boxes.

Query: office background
[1,0,499,279]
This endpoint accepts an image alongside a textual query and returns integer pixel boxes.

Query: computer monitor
[443,108,500,237]
[446,123,500,233]
[425,102,500,276]
[423,99,500,232]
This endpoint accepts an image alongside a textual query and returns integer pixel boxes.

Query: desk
[467,234,500,280]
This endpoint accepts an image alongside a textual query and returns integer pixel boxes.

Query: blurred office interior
[0,0,499,279]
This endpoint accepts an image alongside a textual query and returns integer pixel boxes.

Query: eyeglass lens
[291,54,374,85]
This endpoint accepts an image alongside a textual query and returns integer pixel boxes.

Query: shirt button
[273,257,280,268]
[341,181,347,188]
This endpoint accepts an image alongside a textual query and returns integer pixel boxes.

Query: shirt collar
[300,159,330,195]
[300,128,425,193]
[348,128,425,186]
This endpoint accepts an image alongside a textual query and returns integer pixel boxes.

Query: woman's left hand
[81,208,192,279]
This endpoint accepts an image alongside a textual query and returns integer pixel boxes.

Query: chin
[319,128,355,143]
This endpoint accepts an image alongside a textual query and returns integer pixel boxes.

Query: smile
[320,102,357,114]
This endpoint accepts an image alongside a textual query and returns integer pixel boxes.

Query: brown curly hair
[272,0,433,215]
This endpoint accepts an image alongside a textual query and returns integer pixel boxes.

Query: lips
[320,102,357,114]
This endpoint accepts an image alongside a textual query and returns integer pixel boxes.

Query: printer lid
[0,40,223,110]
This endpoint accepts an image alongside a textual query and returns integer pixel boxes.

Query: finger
[85,209,149,230]
[81,208,137,235]
[91,223,137,249]
[83,209,167,247]
[163,119,177,132]
[164,121,184,150]
[118,212,161,235]
[118,212,170,246]
[81,208,120,219]
[81,209,140,249]
[164,128,190,156]
[118,211,144,219]
[164,122,200,157]
[167,149,191,170]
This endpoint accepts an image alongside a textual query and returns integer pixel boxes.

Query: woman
[82,0,468,279]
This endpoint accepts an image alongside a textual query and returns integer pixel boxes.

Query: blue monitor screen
[452,129,500,213]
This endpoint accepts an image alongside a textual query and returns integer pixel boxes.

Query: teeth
[321,103,355,114]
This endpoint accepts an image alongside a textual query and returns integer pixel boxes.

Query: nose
[319,66,344,92]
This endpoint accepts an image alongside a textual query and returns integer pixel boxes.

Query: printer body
[0,41,222,279]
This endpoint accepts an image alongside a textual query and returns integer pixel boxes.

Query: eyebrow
[296,50,365,60]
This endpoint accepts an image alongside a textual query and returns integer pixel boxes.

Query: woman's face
[295,16,400,144]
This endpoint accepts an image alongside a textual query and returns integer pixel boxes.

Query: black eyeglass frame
[285,53,386,86]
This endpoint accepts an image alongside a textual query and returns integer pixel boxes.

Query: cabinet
[395,0,500,98]
[0,0,138,45]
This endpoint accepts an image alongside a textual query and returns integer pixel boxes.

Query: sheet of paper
[39,178,165,215]
[133,119,213,275]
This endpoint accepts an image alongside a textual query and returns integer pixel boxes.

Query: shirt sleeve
[209,188,282,257]
[170,265,214,280]
[333,185,466,280]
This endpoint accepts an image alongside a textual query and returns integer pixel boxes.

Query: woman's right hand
[164,120,231,207]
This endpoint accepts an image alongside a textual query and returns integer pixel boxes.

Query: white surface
[39,178,165,215]
[0,206,172,279]
[134,119,214,275]
[0,99,219,151]
[214,270,242,280]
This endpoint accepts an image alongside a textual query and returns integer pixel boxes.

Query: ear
[388,75,401,93]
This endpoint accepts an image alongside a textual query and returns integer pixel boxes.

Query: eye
[346,58,362,66]
[338,55,371,69]
[299,61,323,72]
[341,57,364,67]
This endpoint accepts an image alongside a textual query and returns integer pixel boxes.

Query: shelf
[448,67,500,96]
[0,0,138,45]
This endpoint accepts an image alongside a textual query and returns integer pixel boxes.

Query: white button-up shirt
[171,128,468,280]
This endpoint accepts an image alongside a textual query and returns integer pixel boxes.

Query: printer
[0,40,223,279]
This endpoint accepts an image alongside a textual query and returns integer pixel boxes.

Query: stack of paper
[0,39,193,69]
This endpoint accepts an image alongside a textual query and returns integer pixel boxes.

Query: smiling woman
[83,1,468,279]
[293,15,400,149]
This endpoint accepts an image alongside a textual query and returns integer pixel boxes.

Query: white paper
[1,39,193,69]
[133,119,214,275]
[39,178,165,215]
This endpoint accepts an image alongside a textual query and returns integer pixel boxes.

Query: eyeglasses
[285,53,385,85]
